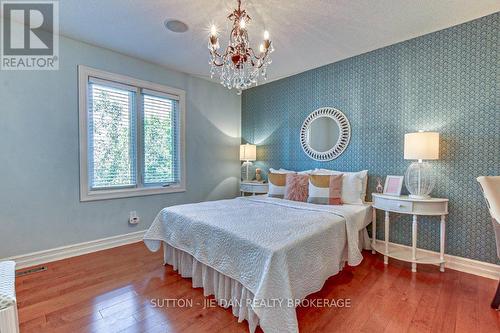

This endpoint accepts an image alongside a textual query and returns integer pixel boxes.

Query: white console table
[371,193,449,272]
[240,182,268,196]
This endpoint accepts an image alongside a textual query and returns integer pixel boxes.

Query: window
[79,66,185,201]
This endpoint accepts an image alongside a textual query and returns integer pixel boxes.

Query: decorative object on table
[383,175,404,196]
[207,0,274,94]
[404,131,440,199]
[255,168,262,182]
[376,177,384,193]
[240,181,268,196]
[240,144,256,181]
[372,193,448,273]
[300,107,351,161]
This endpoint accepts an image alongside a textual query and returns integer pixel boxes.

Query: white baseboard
[2,230,146,270]
[372,239,500,280]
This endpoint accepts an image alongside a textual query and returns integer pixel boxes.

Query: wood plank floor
[16,242,500,333]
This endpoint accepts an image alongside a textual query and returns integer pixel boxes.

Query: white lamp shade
[240,144,256,161]
[404,132,440,160]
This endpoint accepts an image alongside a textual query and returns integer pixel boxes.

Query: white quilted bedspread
[144,196,369,333]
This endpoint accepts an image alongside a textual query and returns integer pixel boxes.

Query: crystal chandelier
[208,0,274,94]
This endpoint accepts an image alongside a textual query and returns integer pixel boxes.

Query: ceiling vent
[165,19,189,33]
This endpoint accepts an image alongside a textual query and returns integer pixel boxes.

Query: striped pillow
[268,173,288,198]
[308,174,343,205]
[284,174,309,202]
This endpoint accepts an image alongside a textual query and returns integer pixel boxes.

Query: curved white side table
[240,182,268,196]
[371,193,449,272]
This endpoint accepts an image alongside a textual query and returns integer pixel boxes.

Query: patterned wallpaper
[242,13,499,264]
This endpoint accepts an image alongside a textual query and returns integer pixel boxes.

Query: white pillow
[313,169,368,204]
[269,168,295,174]
[276,168,312,174]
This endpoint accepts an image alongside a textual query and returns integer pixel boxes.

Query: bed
[144,195,372,333]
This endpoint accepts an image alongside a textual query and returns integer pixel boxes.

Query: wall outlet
[129,211,140,225]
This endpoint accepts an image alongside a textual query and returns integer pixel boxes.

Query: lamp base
[241,161,255,181]
[404,161,435,199]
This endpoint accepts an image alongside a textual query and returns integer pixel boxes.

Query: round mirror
[308,117,340,152]
[300,107,351,161]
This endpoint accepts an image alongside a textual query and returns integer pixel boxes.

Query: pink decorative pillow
[284,174,309,202]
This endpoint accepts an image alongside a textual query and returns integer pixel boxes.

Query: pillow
[268,173,287,198]
[308,174,343,205]
[269,168,296,174]
[284,174,309,202]
[313,169,368,204]
[270,168,312,174]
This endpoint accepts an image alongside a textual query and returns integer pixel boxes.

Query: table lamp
[240,144,256,181]
[404,131,440,199]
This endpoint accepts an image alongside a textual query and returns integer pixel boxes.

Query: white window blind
[79,66,185,201]
[88,80,137,189]
[142,91,180,186]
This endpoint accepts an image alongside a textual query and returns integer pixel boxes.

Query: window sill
[80,185,186,202]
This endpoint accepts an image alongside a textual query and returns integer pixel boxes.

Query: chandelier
[208,0,274,94]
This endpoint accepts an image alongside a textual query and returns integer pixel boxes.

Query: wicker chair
[477,176,500,309]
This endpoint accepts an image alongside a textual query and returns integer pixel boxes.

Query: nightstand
[371,193,449,272]
[240,182,268,196]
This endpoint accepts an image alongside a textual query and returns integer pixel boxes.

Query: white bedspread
[144,196,370,333]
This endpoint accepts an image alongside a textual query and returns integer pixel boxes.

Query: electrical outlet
[129,211,140,225]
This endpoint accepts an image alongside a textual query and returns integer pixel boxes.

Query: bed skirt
[163,243,260,332]
[162,228,371,333]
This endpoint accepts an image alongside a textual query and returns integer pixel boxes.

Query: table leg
[384,211,389,264]
[440,215,446,272]
[372,208,377,254]
[412,215,418,272]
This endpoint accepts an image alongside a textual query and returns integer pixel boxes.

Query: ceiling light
[207,0,274,94]
[165,19,189,33]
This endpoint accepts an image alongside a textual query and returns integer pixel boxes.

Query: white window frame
[78,65,186,201]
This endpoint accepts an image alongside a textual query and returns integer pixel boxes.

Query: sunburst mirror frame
[300,107,351,161]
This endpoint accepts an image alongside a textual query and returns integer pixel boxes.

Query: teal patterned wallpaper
[242,13,499,263]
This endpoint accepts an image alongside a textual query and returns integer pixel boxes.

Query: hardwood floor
[16,242,500,333]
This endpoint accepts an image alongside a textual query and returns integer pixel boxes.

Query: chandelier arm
[248,47,269,63]
[210,57,225,67]
[209,52,224,66]
[210,49,231,67]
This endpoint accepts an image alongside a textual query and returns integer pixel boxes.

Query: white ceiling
[59,0,499,83]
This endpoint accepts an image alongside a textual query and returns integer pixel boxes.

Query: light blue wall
[242,14,499,263]
[0,35,241,257]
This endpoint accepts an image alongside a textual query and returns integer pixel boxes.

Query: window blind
[142,91,180,186]
[88,80,137,189]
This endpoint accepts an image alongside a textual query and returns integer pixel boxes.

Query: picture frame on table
[383,175,404,196]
